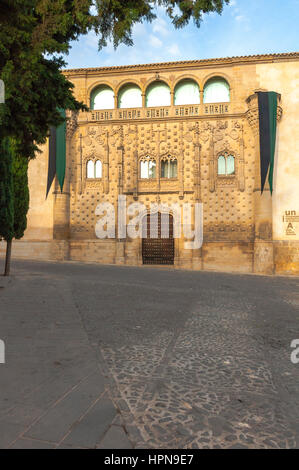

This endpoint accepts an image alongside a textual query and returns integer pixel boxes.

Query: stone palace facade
[7,53,299,274]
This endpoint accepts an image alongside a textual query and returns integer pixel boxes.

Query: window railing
[81,102,230,123]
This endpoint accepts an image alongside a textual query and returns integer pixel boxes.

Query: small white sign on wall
[283,210,299,236]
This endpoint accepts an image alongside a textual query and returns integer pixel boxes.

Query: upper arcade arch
[118,83,142,108]
[145,80,171,107]
[90,84,114,110]
[174,78,200,106]
[203,76,230,103]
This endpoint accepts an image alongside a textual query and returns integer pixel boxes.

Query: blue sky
[65,0,299,69]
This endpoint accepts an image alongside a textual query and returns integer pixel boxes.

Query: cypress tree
[12,152,29,241]
[0,137,14,276]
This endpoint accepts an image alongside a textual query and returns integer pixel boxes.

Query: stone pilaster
[209,136,215,193]
[194,142,201,202]
[104,131,109,194]
[238,128,245,192]
[246,92,282,274]
[53,110,77,245]
[179,122,184,199]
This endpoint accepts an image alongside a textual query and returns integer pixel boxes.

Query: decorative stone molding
[66,110,78,140]
[194,142,201,201]
[64,52,299,76]
[238,132,245,192]
[209,137,215,193]
[246,92,283,136]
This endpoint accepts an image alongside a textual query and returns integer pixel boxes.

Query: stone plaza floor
[0,259,298,449]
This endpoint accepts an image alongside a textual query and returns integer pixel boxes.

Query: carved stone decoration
[179,122,184,199]
[217,178,236,187]
[199,121,212,143]
[66,110,78,140]
[199,132,210,143]
[230,128,239,140]
[216,120,228,130]
[246,92,283,137]
[85,179,104,191]
[238,128,245,192]
[209,137,215,193]
[95,134,106,145]
[78,133,83,195]
[109,125,123,148]
[194,143,201,202]
[87,125,98,136]
[184,132,193,143]
[83,151,102,163]
[117,145,124,196]
[103,131,109,194]
[133,150,139,200]
[84,136,92,147]
[213,130,224,142]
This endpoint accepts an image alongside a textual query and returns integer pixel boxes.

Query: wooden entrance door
[142,213,174,265]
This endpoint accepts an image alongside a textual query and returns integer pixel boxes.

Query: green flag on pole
[46,108,66,198]
[257,92,279,195]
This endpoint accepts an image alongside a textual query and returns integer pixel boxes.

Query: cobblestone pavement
[0,259,299,448]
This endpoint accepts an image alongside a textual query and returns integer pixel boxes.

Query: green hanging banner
[46,108,66,198]
[257,92,278,195]
[55,108,66,192]
[268,92,278,195]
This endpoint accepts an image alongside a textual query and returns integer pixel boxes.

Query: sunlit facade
[10,53,299,275]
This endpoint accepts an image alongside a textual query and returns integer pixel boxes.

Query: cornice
[63,52,299,78]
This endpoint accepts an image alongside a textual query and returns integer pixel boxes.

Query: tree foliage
[94,0,230,49]
[0,137,30,275]
[0,137,29,242]
[12,150,30,240]
[0,0,229,159]
[0,137,14,242]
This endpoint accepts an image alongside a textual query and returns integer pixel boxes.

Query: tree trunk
[4,239,12,276]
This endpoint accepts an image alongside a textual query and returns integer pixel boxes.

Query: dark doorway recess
[142,212,174,265]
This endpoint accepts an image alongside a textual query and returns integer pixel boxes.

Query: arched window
[140,156,156,179]
[87,160,95,178]
[218,153,235,175]
[118,83,142,108]
[174,79,200,105]
[95,160,102,178]
[218,155,226,175]
[146,81,171,107]
[90,85,114,110]
[87,160,102,178]
[161,156,177,178]
[203,77,230,103]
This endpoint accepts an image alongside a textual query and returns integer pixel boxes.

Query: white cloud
[149,34,163,48]
[132,22,147,37]
[85,32,99,49]
[167,43,181,57]
[235,15,245,22]
[153,17,169,36]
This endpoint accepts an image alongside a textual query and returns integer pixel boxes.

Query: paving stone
[0,421,25,449]
[24,371,106,443]
[97,425,133,449]
[62,396,117,448]
[1,260,299,449]
[10,438,55,449]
